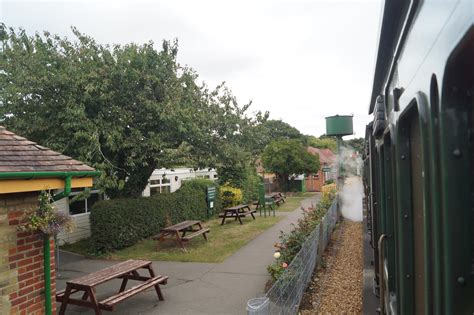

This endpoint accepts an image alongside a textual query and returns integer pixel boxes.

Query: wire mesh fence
[247,200,338,315]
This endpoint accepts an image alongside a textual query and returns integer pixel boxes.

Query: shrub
[241,169,262,202]
[322,183,337,201]
[324,178,335,185]
[90,179,220,252]
[218,165,262,203]
[219,184,243,208]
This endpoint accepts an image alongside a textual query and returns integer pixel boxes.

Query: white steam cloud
[340,177,363,222]
[337,146,363,222]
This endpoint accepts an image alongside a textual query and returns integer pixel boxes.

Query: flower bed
[249,184,338,315]
[268,183,336,281]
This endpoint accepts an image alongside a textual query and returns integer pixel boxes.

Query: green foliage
[267,185,337,281]
[0,25,263,198]
[218,162,261,203]
[306,135,337,152]
[241,168,262,202]
[262,139,320,190]
[18,191,74,235]
[250,120,304,154]
[322,183,337,201]
[344,137,365,154]
[217,149,249,188]
[219,184,243,208]
[90,179,220,252]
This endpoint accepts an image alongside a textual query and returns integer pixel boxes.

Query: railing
[247,200,338,315]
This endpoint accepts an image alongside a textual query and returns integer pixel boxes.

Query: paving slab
[56,193,321,315]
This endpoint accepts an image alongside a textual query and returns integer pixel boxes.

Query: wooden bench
[274,196,284,206]
[182,228,210,241]
[56,260,168,315]
[268,192,286,206]
[153,220,209,251]
[99,276,168,311]
[218,210,256,218]
[220,204,256,225]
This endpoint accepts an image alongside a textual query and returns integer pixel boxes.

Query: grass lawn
[290,191,319,198]
[62,215,282,263]
[275,193,318,212]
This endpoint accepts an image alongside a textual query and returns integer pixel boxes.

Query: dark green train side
[362,1,473,314]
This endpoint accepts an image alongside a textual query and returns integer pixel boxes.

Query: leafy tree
[259,120,302,141]
[261,139,320,190]
[0,25,259,198]
[306,135,337,152]
[249,119,304,155]
[344,137,364,154]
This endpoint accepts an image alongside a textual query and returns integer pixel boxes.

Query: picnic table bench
[254,192,286,210]
[153,220,209,251]
[268,192,286,206]
[253,199,275,210]
[56,259,168,315]
[219,204,256,225]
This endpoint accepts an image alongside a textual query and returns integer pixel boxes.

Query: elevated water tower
[325,115,353,137]
[325,115,353,183]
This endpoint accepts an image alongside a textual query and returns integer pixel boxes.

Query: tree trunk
[276,173,289,192]
[108,161,158,199]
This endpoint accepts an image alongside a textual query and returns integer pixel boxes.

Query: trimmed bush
[90,179,220,252]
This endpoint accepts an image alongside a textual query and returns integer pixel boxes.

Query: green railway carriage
[363,0,473,314]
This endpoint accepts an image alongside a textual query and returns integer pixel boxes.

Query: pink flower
[282,262,288,269]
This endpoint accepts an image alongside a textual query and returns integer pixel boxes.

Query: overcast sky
[1,0,382,138]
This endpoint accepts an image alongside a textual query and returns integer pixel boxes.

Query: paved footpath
[56,194,320,315]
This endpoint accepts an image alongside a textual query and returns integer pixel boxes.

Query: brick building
[305,147,336,192]
[0,126,97,314]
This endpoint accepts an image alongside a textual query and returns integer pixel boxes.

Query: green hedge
[90,179,221,252]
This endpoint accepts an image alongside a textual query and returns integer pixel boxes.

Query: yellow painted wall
[0,177,93,194]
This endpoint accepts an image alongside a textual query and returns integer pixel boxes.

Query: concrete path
[56,194,320,315]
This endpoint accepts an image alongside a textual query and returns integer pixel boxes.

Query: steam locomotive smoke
[340,177,363,222]
[338,146,363,222]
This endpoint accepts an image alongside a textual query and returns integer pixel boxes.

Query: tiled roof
[0,126,95,173]
[307,147,336,165]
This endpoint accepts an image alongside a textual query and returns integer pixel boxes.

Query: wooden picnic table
[266,192,286,206]
[56,259,168,315]
[153,220,209,251]
[219,204,256,225]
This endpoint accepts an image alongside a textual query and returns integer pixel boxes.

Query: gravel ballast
[300,220,363,314]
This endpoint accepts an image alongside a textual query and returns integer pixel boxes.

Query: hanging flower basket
[18,190,74,235]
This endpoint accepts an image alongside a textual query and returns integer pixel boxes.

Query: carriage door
[397,103,431,314]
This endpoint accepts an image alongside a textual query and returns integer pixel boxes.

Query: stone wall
[0,192,56,315]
